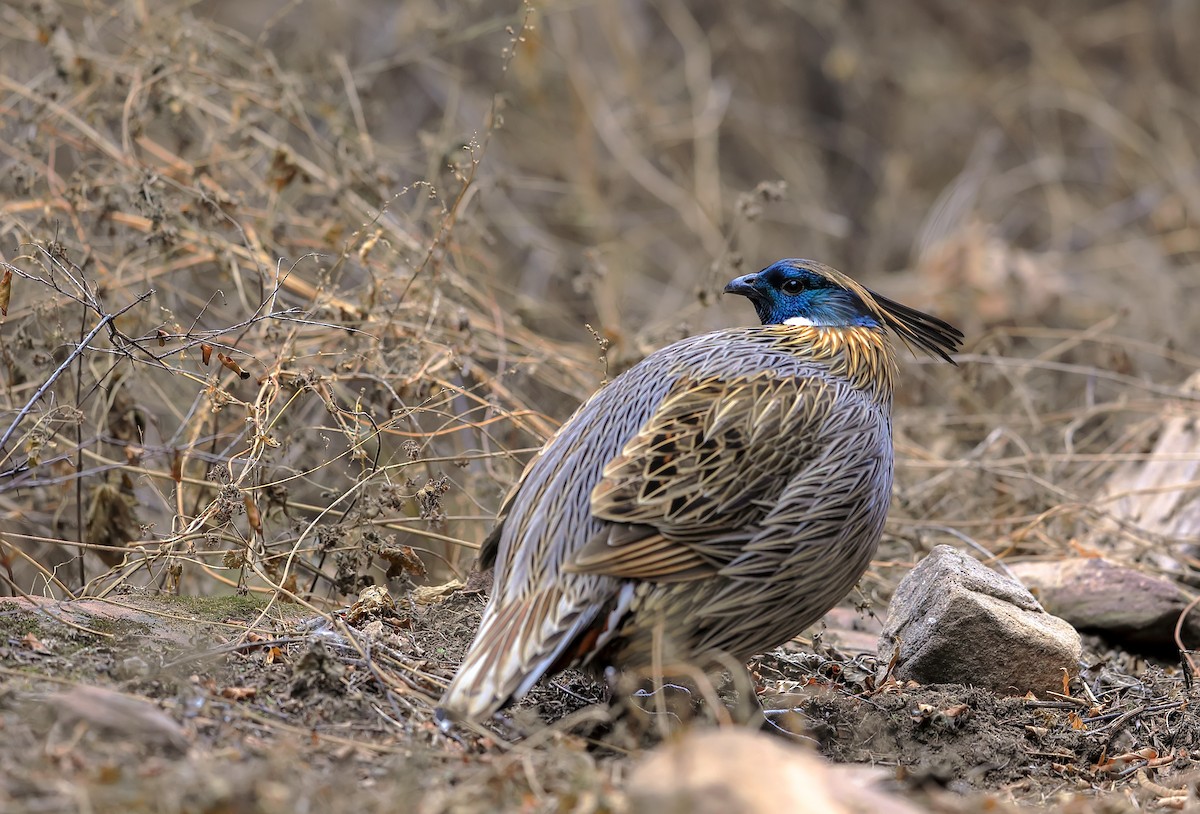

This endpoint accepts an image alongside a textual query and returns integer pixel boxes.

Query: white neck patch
[783,315,818,327]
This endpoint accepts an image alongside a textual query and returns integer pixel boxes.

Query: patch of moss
[0,608,49,640]
[165,593,274,622]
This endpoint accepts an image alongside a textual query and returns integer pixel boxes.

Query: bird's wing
[477,452,539,570]
[567,372,842,581]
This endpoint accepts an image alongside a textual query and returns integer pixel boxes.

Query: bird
[437,259,962,729]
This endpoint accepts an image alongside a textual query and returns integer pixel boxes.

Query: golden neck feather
[766,324,896,403]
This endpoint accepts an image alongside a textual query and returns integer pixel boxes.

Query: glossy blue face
[724,260,880,327]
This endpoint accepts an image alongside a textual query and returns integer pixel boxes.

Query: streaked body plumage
[438,260,962,726]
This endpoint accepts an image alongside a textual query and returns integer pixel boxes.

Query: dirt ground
[2,588,1198,813]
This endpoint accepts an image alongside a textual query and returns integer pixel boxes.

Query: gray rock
[1008,558,1200,648]
[878,545,1082,694]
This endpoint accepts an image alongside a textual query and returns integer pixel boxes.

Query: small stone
[1008,558,1200,648]
[51,685,189,752]
[878,545,1081,694]
[628,729,923,814]
[818,606,884,655]
[115,655,150,679]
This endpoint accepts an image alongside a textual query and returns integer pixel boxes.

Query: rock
[818,606,885,656]
[1008,558,1200,648]
[51,685,189,752]
[627,729,923,814]
[878,546,1081,694]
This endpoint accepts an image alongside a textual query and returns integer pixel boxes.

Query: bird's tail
[436,586,599,730]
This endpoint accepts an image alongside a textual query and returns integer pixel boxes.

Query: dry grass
[0,0,602,604]
[3,0,1196,605]
[2,0,1200,809]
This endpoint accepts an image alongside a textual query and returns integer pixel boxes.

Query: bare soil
[3,590,1197,813]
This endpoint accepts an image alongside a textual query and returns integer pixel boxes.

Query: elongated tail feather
[437,582,641,729]
[437,588,597,728]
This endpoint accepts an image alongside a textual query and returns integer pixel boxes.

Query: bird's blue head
[723,259,880,328]
[724,258,963,362]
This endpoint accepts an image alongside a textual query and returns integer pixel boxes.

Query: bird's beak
[723,273,759,299]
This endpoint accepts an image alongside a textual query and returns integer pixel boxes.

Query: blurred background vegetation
[2,0,1198,605]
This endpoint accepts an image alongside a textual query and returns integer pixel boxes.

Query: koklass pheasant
[438,259,962,727]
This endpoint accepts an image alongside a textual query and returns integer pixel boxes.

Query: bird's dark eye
[780,279,804,295]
